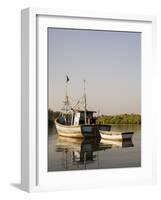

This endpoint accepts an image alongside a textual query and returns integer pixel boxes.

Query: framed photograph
[21,8,156,192]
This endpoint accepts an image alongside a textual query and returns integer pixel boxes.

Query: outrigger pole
[83,80,87,124]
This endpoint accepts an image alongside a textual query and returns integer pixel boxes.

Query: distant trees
[48,109,60,125]
[96,113,141,124]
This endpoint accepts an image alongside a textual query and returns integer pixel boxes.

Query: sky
[48,28,141,115]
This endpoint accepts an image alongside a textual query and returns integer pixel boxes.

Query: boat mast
[65,81,68,115]
[83,80,87,124]
[65,75,70,113]
[64,75,70,124]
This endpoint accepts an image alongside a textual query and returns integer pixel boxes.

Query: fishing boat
[99,130,134,141]
[55,76,111,138]
[55,111,100,138]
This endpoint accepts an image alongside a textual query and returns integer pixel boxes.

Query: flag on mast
[66,75,69,83]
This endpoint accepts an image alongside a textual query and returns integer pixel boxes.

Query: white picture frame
[21,8,156,192]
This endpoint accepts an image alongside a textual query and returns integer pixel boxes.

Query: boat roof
[76,110,96,113]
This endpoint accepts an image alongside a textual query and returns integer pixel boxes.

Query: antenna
[65,75,70,114]
[83,80,87,124]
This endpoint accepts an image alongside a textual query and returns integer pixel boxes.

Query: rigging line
[83,80,87,124]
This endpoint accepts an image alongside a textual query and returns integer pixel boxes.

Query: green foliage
[96,113,141,124]
[48,109,60,125]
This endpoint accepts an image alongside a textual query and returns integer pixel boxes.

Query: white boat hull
[99,130,133,141]
[55,121,82,137]
[55,119,98,138]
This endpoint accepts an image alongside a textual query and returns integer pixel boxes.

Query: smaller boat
[99,130,133,141]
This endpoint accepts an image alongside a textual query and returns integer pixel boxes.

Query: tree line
[48,109,60,125]
[96,113,141,124]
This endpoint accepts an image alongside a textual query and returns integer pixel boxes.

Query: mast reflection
[56,136,134,169]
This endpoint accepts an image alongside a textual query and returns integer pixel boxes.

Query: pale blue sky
[48,28,141,115]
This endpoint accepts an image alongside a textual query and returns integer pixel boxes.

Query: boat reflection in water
[100,138,134,149]
[56,136,134,169]
[56,137,103,167]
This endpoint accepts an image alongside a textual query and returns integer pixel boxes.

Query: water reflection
[48,124,141,171]
[100,139,134,148]
[56,136,134,169]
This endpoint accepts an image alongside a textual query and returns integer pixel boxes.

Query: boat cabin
[73,110,96,126]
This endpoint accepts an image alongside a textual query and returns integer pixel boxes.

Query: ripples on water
[48,124,141,171]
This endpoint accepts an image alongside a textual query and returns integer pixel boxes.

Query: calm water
[48,124,141,171]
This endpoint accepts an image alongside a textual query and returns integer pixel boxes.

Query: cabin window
[82,126,92,133]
